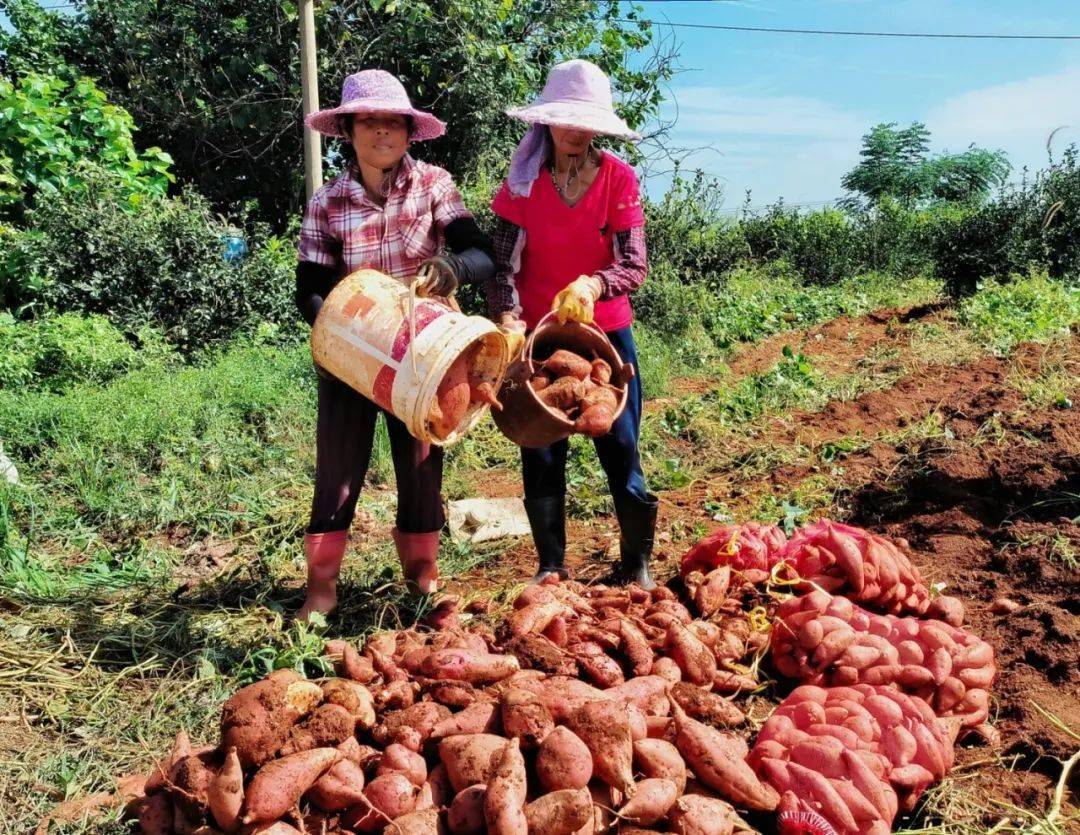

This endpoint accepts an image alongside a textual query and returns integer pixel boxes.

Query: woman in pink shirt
[486,60,657,589]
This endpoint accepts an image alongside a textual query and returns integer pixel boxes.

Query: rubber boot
[296,529,347,622]
[392,528,440,594]
[524,495,570,583]
[613,493,659,591]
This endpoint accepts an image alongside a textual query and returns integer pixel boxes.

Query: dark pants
[521,326,649,503]
[308,374,444,535]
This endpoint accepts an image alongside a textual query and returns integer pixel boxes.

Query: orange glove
[552,275,602,325]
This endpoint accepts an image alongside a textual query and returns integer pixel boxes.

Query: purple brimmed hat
[305,69,445,141]
[505,60,640,197]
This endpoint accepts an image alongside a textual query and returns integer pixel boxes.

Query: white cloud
[925,65,1080,165]
[648,65,1080,204]
[648,85,873,205]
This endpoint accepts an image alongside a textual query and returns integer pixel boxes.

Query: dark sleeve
[595,227,648,300]
[487,217,525,320]
[295,260,338,326]
[442,216,496,286]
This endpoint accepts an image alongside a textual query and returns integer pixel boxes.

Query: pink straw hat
[506,59,640,140]
[305,69,446,141]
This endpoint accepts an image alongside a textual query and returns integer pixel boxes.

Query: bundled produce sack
[771,590,997,742]
[777,520,965,625]
[679,522,787,583]
[749,684,961,834]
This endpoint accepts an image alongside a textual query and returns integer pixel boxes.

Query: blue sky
[635,0,1080,206]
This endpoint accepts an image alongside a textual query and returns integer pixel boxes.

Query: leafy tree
[0,72,174,219]
[843,122,1009,207]
[3,0,672,226]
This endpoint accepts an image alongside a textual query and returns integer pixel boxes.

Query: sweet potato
[422,648,521,684]
[325,639,377,684]
[146,730,191,793]
[618,778,678,826]
[485,738,528,835]
[207,747,244,832]
[651,657,682,684]
[693,567,731,618]
[590,359,612,385]
[243,747,341,824]
[574,647,625,688]
[378,743,428,787]
[431,702,501,739]
[501,687,554,748]
[139,792,173,835]
[667,795,736,835]
[375,702,452,748]
[537,726,594,792]
[665,623,717,686]
[669,683,745,728]
[543,350,592,380]
[246,823,303,835]
[539,376,587,411]
[448,785,487,835]
[525,788,593,835]
[430,355,470,438]
[574,405,615,438]
[470,381,503,411]
[671,702,778,811]
[169,750,217,819]
[529,372,552,392]
[633,739,687,795]
[508,598,565,637]
[439,734,508,792]
[386,808,443,835]
[567,700,635,796]
[278,702,355,756]
[531,676,612,722]
[220,675,322,768]
[321,678,376,730]
[345,772,422,832]
[424,763,454,811]
[607,676,670,717]
[306,757,367,812]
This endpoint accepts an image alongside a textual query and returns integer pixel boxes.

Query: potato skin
[536,727,593,792]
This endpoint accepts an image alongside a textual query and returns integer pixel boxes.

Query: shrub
[0,311,173,391]
[0,72,173,219]
[1,166,297,353]
[742,205,861,285]
[645,171,747,287]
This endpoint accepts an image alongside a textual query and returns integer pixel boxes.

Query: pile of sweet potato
[770,590,997,743]
[125,516,998,835]
[748,684,961,834]
[131,568,780,834]
[528,349,621,437]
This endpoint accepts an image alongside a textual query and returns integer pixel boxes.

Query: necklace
[550,148,596,201]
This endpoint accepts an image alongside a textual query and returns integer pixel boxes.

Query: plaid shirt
[298,154,472,281]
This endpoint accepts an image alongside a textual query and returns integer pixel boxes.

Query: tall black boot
[613,493,658,591]
[524,495,569,583]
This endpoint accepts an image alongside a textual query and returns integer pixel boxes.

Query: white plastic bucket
[311,269,509,446]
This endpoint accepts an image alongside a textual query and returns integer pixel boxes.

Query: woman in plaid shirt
[294,70,496,621]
